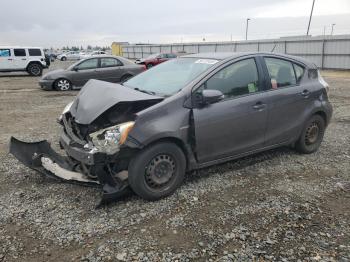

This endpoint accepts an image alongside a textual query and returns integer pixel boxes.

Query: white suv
[0,47,48,76]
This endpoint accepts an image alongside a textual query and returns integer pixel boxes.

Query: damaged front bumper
[9,136,132,206]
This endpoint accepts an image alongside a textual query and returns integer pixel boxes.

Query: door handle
[21,58,26,60]
[301,90,310,97]
[253,102,266,110]
[7,58,13,61]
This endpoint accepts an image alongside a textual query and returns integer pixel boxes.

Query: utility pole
[245,18,250,40]
[323,26,326,36]
[331,23,336,35]
[306,0,316,35]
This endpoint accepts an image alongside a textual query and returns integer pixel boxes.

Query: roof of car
[80,55,134,64]
[0,46,43,49]
[182,52,316,67]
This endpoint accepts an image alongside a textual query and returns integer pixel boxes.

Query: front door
[193,57,269,163]
[0,48,12,70]
[71,58,99,87]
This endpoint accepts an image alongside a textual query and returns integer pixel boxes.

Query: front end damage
[9,80,163,206]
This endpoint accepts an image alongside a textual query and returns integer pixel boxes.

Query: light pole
[306,0,316,35]
[245,18,250,41]
[331,23,336,35]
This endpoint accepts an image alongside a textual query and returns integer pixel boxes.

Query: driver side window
[76,58,98,70]
[204,58,260,99]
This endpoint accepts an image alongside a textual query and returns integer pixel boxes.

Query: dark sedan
[39,55,145,91]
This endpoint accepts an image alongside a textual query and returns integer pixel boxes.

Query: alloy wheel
[57,79,71,91]
[30,64,41,76]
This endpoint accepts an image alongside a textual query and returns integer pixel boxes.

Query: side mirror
[200,89,224,105]
[73,66,79,71]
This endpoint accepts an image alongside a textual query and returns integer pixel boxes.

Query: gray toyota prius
[10,52,332,205]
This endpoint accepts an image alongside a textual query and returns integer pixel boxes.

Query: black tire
[54,78,72,91]
[146,63,153,69]
[61,57,67,61]
[120,74,133,83]
[27,63,43,76]
[128,142,186,201]
[295,114,325,154]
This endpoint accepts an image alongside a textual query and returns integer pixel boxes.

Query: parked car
[135,53,177,69]
[39,55,145,91]
[0,46,49,76]
[57,51,81,61]
[80,50,106,59]
[10,52,332,204]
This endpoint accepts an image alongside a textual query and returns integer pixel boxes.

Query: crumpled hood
[69,79,163,125]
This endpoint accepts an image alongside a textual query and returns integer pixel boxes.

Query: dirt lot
[0,62,349,261]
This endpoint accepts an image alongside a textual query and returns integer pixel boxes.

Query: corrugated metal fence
[122,35,350,69]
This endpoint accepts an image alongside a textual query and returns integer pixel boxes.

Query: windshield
[124,57,218,96]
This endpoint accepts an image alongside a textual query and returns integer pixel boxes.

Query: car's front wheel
[54,78,72,91]
[295,114,325,154]
[128,142,186,200]
[61,57,67,61]
[146,63,153,69]
[27,63,43,76]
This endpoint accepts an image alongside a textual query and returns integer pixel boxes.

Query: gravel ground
[0,62,349,261]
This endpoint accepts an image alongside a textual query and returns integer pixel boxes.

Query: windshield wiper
[134,87,156,96]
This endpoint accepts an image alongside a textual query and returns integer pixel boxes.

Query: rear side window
[28,49,42,56]
[205,58,260,98]
[14,49,26,56]
[264,57,296,89]
[100,58,122,67]
[0,49,10,57]
[293,64,305,84]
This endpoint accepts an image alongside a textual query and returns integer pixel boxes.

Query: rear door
[261,56,309,146]
[71,58,99,86]
[13,48,28,69]
[0,48,12,70]
[96,57,123,83]
[192,57,269,163]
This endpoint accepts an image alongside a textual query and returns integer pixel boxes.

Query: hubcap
[305,122,319,145]
[31,65,40,75]
[57,79,70,90]
[145,154,175,189]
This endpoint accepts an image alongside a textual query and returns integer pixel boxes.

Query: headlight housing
[58,101,73,121]
[89,121,135,154]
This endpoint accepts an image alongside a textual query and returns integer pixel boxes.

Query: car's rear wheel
[146,63,153,69]
[54,78,72,91]
[295,114,325,154]
[27,63,43,76]
[120,74,133,83]
[61,57,67,61]
[128,142,186,200]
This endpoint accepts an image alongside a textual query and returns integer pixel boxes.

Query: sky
[0,0,349,48]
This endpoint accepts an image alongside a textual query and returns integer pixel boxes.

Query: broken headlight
[89,121,135,154]
[58,101,74,121]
